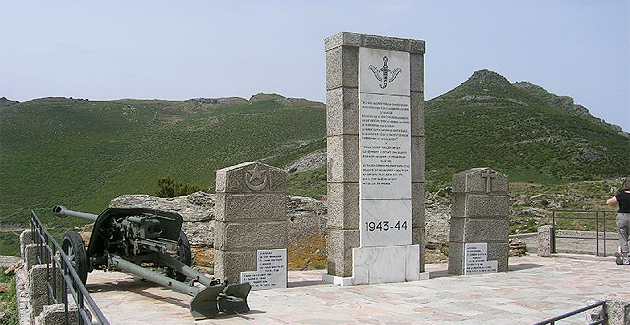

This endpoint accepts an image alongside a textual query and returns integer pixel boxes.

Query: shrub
[156,177,201,198]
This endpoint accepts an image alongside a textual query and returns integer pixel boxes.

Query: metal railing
[533,300,606,325]
[30,210,110,325]
[551,209,617,256]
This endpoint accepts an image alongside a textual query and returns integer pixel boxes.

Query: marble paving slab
[88,254,630,324]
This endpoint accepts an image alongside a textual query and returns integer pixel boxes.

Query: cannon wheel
[166,231,192,282]
[61,231,88,284]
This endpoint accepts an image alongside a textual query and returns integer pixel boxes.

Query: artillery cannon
[52,205,251,319]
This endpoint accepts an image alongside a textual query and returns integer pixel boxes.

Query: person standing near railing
[606,177,630,265]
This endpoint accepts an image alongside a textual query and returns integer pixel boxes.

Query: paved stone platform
[88,254,629,325]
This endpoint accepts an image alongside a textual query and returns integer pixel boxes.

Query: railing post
[551,210,556,253]
[78,290,85,325]
[52,245,57,301]
[28,210,110,325]
[603,212,607,257]
[63,262,69,325]
[596,211,599,257]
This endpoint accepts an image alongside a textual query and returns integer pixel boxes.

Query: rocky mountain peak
[436,69,514,100]
[249,93,287,102]
[464,69,512,88]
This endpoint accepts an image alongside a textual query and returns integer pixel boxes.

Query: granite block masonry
[213,162,288,290]
[448,168,510,275]
[324,32,426,285]
[537,225,554,257]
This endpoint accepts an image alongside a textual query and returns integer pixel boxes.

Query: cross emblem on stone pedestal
[480,169,497,193]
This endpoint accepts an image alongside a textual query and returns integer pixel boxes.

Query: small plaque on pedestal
[240,249,287,290]
[464,243,498,275]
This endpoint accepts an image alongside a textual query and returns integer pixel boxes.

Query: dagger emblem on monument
[369,56,402,89]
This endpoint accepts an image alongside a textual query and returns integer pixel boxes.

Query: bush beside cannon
[52,205,251,319]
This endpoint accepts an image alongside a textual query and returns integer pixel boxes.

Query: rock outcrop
[284,148,326,174]
[109,191,215,247]
[286,196,328,269]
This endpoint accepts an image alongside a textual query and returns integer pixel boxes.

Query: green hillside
[1,69,628,246]
[0,94,326,225]
[424,69,629,189]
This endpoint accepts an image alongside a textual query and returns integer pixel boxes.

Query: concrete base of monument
[321,274,353,286]
[322,272,430,286]
[322,244,430,285]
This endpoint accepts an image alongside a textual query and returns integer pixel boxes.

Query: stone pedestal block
[411,137,426,182]
[29,265,50,323]
[451,194,510,218]
[327,182,360,229]
[447,241,509,275]
[24,244,40,271]
[215,162,286,194]
[20,230,32,259]
[214,221,287,250]
[213,162,288,289]
[448,168,509,275]
[28,263,65,324]
[35,303,79,325]
[452,167,509,194]
[537,225,554,257]
[603,298,630,325]
[327,135,359,183]
[326,229,359,277]
[412,183,426,227]
[326,45,359,90]
[215,193,286,222]
[449,218,509,243]
[587,298,630,325]
[410,92,425,137]
[326,88,359,136]
[213,250,257,285]
[412,227,426,272]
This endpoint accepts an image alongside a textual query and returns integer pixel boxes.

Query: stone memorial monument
[448,167,509,275]
[213,162,288,290]
[323,32,426,285]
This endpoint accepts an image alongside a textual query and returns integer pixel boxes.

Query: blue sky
[1,0,628,131]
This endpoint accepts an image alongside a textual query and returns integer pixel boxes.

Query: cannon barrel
[53,205,98,222]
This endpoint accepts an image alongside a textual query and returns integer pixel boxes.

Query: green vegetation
[156,177,201,198]
[0,232,21,257]
[0,267,18,325]
[425,71,628,189]
[1,71,628,255]
[509,179,621,234]
[0,96,325,231]
[286,166,327,199]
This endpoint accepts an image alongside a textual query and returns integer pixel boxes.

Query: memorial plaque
[359,93,411,200]
[358,47,412,248]
[464,243,498,275]
[240,249,287,290]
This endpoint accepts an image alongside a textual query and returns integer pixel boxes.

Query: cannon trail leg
[158,253,252,315]
[109,255,251,318]
[109,255,200,295]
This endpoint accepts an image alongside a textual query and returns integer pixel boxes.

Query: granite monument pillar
[324,32,426,285]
